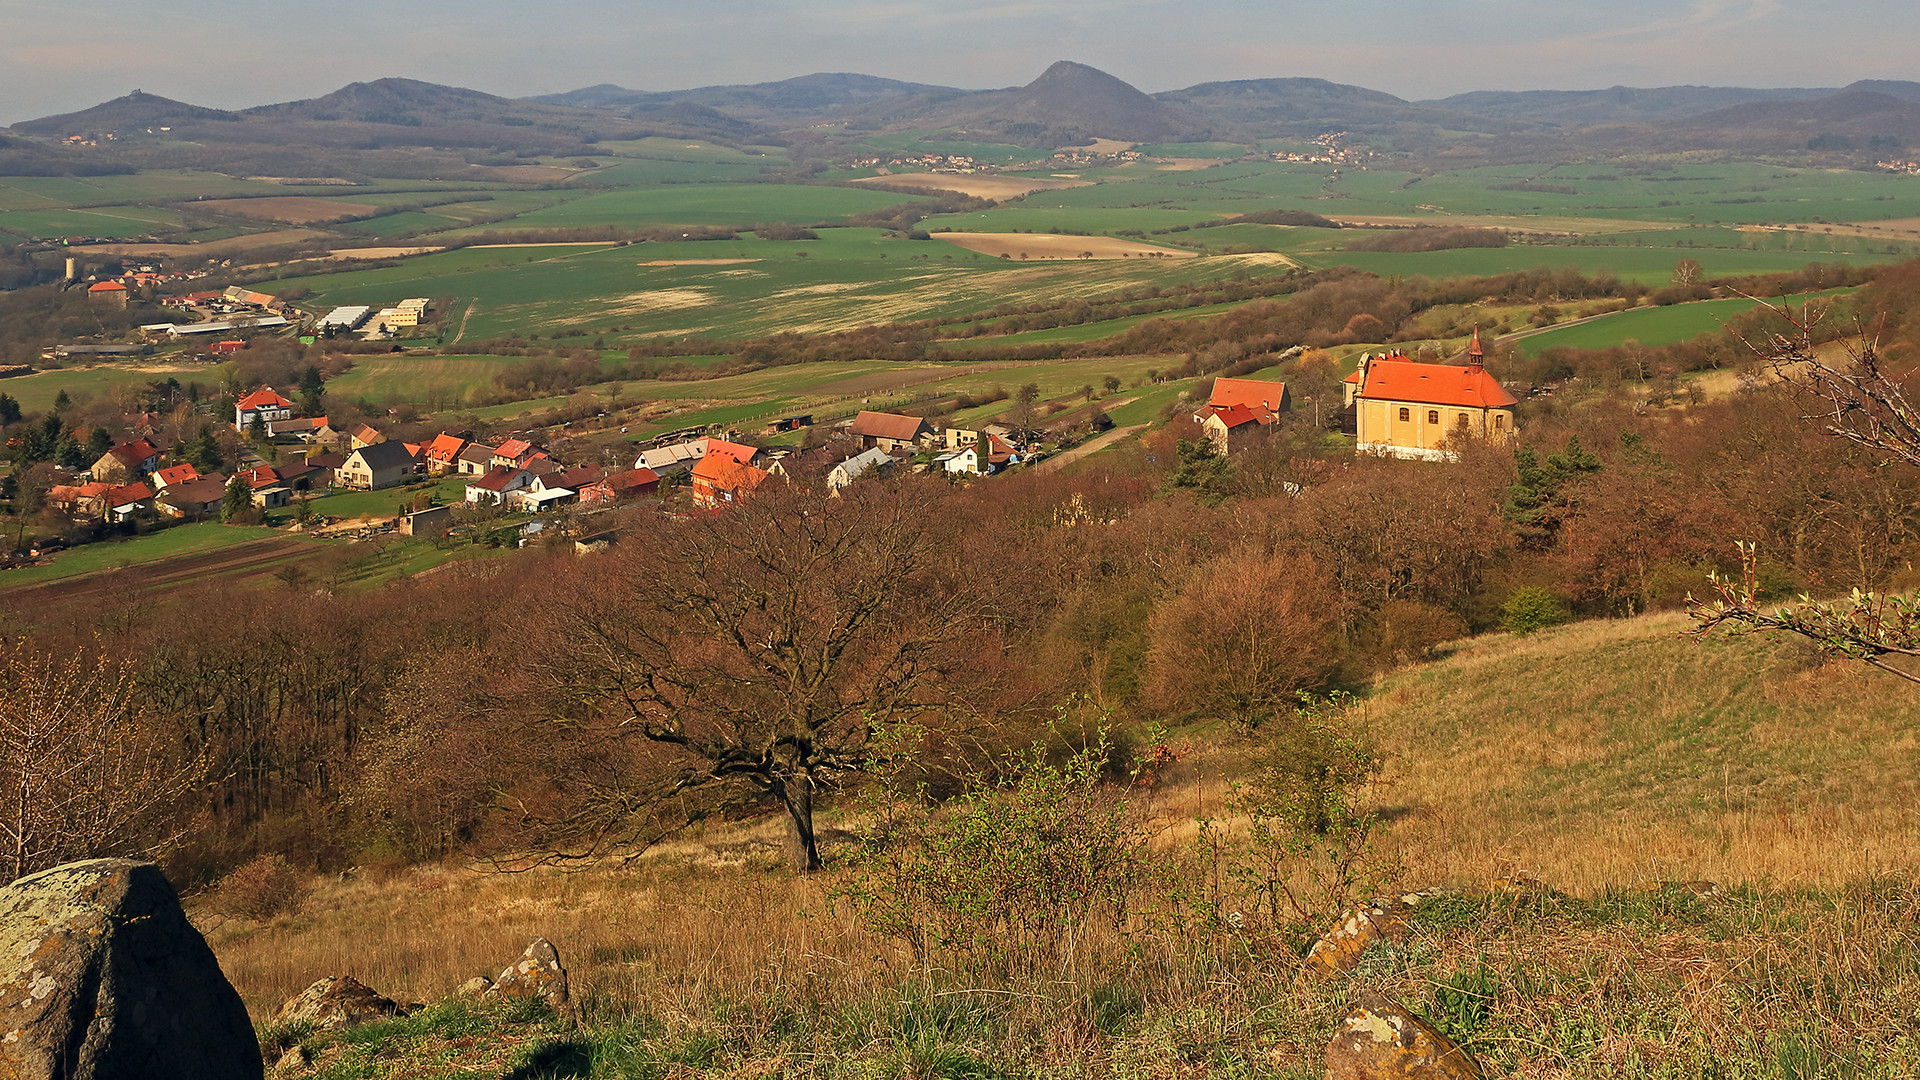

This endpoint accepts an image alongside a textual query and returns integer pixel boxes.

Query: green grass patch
[0,522,284,591]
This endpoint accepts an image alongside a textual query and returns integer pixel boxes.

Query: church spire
[1467,326,1484,368]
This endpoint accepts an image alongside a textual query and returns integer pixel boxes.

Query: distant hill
[537,73,969,129]
[916,61,1211,144]
[1159,76,1528,143]
[12,90,244,136]
[1427,85,1835,126]
[1658,88,1920,153]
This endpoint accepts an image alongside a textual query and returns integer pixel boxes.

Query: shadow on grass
[503,1037,595,1080]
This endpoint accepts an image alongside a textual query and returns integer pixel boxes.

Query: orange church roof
[1357,354,1517,410]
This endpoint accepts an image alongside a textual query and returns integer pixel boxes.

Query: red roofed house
[49,481,113,517]
[87,280,128,309]
[466,465,532,506]
[106,481,153,521]
[90,438,161,484]
[1208,377,1291,418]
[691,444,770,509]
[1345,330,1518,461]
[847,411,931,453]
[150,462,200,491]
[579,468,660,504]
[1199,403,1267,456]
[235,387,294,431]
[491,438,540,469]
[423,433,469,475]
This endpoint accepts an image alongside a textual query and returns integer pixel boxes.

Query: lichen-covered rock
[1326,991,1483,1080]
[1302,904,1408,980]
[485,938,568,1012]
[456,976,494,1000]
[0,858,263,1080]
[271,975,403,1030]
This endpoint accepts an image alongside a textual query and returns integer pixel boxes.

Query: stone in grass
[456,976,495,999]
[485,938,569,1012]
[1301,904,1408,981]
[0,858,263,1080]
[1326,991,1484,1080]
[272,975,404,1030]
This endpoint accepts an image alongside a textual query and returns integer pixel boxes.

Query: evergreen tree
[221,474,252,521]
[0,395,19,427]
[52,390,71,413]
[190,429,224,472]
[87,427,112,457]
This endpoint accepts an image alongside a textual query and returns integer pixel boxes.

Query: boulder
[1326,991,1483,1080]
[456,976,494,1000]
[485,938,569,1012]
[271,975,403,1030]
[0,858,263,1080]
[1302,904,1408,981]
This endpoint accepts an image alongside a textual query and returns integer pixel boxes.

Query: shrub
[1501,586,1570,635]
[212,853,302,921]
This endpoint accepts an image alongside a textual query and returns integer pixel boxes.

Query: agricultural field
[0,360,210,413]
[1512,290,1854,355]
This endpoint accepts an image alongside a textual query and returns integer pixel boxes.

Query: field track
[0,536,320,613]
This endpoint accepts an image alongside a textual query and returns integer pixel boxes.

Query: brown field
[327,246,444,260]
[851,173,1090,200]
[1154,158,1229,171]
[0,536,320,616]
[71,229,327,257]
[1074,138,1136,155]
[934,232,1197,260]
[193,197,382,224]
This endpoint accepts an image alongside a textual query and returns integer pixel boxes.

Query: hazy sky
[4,0,1916,125]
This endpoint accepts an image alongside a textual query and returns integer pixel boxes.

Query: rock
[1326,991,1483,1080]
[1302,904,1409,980]
[485,938,569,1012]
[0,858,263,1080]
[272,975,403,1029]
[456,976,494,999]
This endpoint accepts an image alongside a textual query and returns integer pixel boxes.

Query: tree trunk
[773,775,821,872]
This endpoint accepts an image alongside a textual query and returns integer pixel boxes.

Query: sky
[4,0,1918,125]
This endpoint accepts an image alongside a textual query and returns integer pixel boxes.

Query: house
[150,462,200,491]
[304,450,347,477]
[691,446,770,508]
[936,433,1015,476]
[348,424,385,450]
[1207,377,1290,417]
[492,438,540,469]
[456,443,497,476]
[235,387,294,431]
[267,416,329,440]
[105,482,153,521]
[1344,330,1518,461]
[90,438,160,483]
[633,439,711,479]
[848,411,931,453]
[48,481,112,517]
[423,433,469,475]
[243,465,290,509]
[578,468,659,504]
[87,281,128,309]
[826,447,894,492]
[1200,404,1266,456]
[466,465,532,505]
[156,475,228,518]
[336,441,417,490]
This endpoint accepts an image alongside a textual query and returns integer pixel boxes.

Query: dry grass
[851,174,1091,200]
[933,233,1197,261]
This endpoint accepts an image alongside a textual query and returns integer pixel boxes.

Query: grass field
[0,361,209,413]
[1513,291,1853,354]
[206,608,1920,1079]
[0,522,282,590]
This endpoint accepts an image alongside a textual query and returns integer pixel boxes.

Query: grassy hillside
[209,611,1920,1079]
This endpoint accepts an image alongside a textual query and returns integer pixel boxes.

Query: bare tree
[0,641,198,882]
[528,479,1021,870]
[1690,296,1920,679]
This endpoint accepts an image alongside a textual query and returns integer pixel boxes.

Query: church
[1342,329,1518,460]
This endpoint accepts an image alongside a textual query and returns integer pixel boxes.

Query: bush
[1501,586,1570,635]
[211,853,302,921]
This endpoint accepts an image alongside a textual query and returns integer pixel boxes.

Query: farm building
[1344,331,1517,461]
[848,411,930,453]
[318,306,372,332]
[400,505,453,537]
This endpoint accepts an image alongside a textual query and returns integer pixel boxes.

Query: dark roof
[350,441,417,471]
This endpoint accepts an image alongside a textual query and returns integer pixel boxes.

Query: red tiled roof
[1209,377,1287,413]
[153,463,199,488]
[471,466,522,492]
[107,439,159,468]
[245,466,280,489]
[425,433,467,463]
[495,437,534,460]
[107,482,151,505]
[88,281,127,292]
[237,387,292,410]
[702,440,758,467]
[849,411,927,442]
[1358,354,1518,410]
[692,450,768,493]
[1206,403,1262,430]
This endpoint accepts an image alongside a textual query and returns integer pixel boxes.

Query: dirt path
[1033,424,1148,473]
[452,300,478,346]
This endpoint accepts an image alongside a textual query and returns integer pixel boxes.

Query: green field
[1513,290,1852,354]
[0,361,208,413]
[0,522,284,590]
